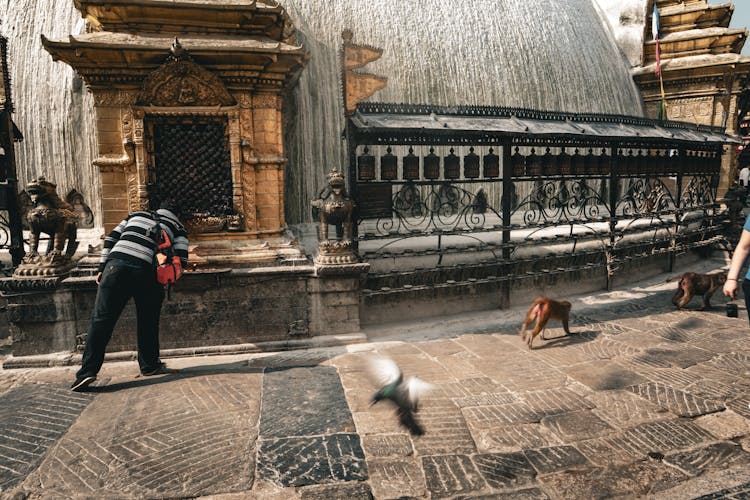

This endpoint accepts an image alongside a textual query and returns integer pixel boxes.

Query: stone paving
[0,263,749,498]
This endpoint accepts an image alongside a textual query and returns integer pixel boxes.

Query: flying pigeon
[366,355,433,436]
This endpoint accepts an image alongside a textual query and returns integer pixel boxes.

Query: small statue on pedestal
[311,169,357,265]
[14,176,78,277]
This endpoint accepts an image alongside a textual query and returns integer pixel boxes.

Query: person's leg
[76,263,132,380]
[133,268,165,373]
[743,279,750,327]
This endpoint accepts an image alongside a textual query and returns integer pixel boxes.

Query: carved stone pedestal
[314,240,358,265]
[0,276,64,293]
[310,262,370,338]
[13,260,75,278]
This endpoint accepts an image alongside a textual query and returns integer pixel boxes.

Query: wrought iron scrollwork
[351,138,725,288]
[371,183,500,236]
[616,177,676,216]
[393,183,422,217]
[512,179,608,225]
[681,175,715,210]
[0,211,11,248]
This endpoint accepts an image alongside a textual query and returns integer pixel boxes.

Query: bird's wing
[404,376,434,407]
[366,355,402,388]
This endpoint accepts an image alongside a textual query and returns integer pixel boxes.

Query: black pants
[77,259,165,378]
[744,280,750,327]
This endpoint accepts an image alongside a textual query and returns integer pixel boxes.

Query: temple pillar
[250,93,285,232]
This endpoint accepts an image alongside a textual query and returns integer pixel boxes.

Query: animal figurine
[22,177,78,266]
[311,169,355,242]
[669,271,726,310]
[366,355,433,436]
[520,297,573,349]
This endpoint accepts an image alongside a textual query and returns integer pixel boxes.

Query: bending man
[71,200,188,391]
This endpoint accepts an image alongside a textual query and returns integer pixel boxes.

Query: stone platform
[0,259,749,498]
[1,262,369,360]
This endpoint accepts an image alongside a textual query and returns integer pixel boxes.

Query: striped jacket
[99,209,189,272]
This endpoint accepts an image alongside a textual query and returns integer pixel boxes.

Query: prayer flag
[653,4,667,120]
[653,5,661,77]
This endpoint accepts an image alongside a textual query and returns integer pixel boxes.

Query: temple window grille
[146,115,234,216]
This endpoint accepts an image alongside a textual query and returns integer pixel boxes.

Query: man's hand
[96,272,103,285]
[723,280,738,299]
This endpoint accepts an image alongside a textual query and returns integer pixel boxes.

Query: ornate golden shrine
[634,0,750,195]
[41,0,308,267]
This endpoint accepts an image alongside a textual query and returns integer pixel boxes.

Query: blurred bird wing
[405,376,433,406]
[366,355,402,387]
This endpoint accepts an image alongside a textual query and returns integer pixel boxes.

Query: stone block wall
[2,246,712,358]
[4,264,368,358]
[7,288,79,356]
[360,246,707,326]
[308,271,365,336]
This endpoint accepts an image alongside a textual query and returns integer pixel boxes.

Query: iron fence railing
[349,143,725,290]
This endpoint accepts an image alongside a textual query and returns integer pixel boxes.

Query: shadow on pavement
[85,360,263,393]
[532,329,600,350]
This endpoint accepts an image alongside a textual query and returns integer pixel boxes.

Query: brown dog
[520,297,572,349]
[669,271,726,310]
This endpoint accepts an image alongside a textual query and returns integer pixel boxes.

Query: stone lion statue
[311,169,355,242]
[310,169,357,265]
[18,177,78,271]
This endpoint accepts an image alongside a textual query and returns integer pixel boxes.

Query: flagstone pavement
[0,257,749,499]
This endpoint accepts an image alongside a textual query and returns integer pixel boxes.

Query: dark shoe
[141,362,178,376]
[71,375,96,392]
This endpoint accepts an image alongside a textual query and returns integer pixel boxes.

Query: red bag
[155,228,183,286]
[156,255,183,285]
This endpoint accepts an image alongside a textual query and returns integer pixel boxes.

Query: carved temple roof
[637,0,750,85]
[348,103,737,147]
[656,0,707,8]
[41,32,307,89]
[657,2,733,35]
[634,51,750,79]
[74,0,296,43]
[644,26,747,60]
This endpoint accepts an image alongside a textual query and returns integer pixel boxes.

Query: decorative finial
[169,38,189,61]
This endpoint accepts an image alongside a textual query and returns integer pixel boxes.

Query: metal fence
[346,105,730,292]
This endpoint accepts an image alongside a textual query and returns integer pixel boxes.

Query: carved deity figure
[311,169,357,265]
[15,177,78,276]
